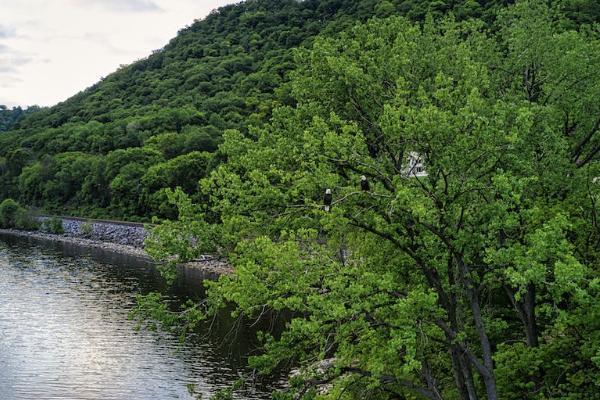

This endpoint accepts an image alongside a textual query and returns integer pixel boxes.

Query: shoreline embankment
[0,216,232,276]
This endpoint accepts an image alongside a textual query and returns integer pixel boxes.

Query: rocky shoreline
[0,226,233,276]
[0,228,149,258]
[37,216,148,247]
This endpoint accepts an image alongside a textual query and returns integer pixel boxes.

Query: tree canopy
[142,2,600,399]
[1,0,598,220]
[0,106,36,133]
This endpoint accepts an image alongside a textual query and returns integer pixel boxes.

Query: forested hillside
[3,0,595,220]
[0,106,37,133]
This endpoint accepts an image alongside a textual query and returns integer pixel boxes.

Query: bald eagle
[324,188,332,212]
[360,175,370,192]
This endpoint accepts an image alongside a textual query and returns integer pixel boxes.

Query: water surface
[0,235,275,400]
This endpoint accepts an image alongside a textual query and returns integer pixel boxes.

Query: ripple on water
[0,238,274,400]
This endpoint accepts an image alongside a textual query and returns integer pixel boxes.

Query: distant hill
[0,0,597,220]
[0,106,38,133]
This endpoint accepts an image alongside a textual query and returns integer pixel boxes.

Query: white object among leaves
[403,151,428,177]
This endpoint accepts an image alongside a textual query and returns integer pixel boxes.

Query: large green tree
[145,2,600,399]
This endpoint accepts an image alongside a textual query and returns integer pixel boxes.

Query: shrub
[0,198,20,228]
[0,198,38,230]
[81,220,93,237]
[43,217,64,234]
[14,208,39,231]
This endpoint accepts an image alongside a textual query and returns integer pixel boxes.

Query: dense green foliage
[2,0,600,398]
[0,199,21,228]
[0,198,38,230]
[40,216,64,234]
[0,105,36,132]
[142,1,600,399]
[2,0,597,220]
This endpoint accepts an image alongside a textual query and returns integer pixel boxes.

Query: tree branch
[572,116,600,162]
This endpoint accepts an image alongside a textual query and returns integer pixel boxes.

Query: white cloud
[0,25,17,38]
[0,44,32,74]
[0,0,239,107]
[0,75,22,89]
[75,0,162,12]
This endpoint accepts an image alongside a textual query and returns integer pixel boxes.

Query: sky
[0,0,239,108]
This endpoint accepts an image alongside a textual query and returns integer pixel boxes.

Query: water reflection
[0,234,277,400]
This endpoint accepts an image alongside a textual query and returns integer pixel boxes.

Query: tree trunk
[522,284,539,348]
[450,346,478,400]
[460,353,478,400]
[505,284,539,348]
[468,288,498,400]
[447,289,478,400]
[458,260,499,400]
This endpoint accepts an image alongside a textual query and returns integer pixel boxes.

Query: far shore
[0,228,232,276]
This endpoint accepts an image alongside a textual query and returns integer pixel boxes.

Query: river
[0,234,278,400]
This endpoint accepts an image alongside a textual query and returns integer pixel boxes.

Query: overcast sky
[0,0,239,108]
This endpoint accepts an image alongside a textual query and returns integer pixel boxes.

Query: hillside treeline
[0,106,36,133]
[1,0,597,220]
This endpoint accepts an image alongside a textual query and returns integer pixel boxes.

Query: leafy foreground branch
[136,2,600,399]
